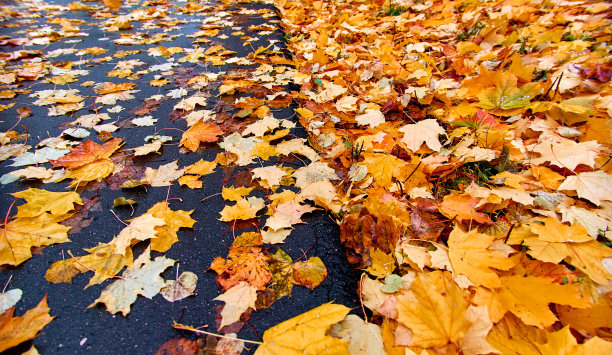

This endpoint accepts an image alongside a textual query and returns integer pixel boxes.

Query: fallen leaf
[110,213,165,255]
[0,289,22,314]
[337,314,385,355]
[180,122,223,152]
[45,242,133,287]
[0,295,54,352]
[255,303,350,355]
[90,247,175,316]
[448,226,516,288]
[214,281,257,328]
[11,188,81,218]
[558,171,612,206]
[396,273,471,349]
[293,256,327,289]
[0,213,71,266]
[146,202,196,253]
[398,119,445,153]
[161,271,198,302]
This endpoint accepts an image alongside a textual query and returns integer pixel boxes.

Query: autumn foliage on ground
[1,0,612,353]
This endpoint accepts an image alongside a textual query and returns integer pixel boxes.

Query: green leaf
[381,274,404,293]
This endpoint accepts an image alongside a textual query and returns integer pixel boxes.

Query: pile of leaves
[1,0,612,353]
[269,0,612,353]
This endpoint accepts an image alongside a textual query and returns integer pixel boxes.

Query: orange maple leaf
[209,247,272,291]
[180,121,223,152]
[50,137,122,169]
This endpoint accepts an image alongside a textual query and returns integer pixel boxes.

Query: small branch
[172,322,263,345]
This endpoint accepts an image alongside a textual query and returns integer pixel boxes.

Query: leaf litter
[0,0,611,353]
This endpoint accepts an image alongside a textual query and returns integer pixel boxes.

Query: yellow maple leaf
[146,202,196,253]
[255,303,350,355]
[60,159,115,188]
[219,197,265,222]
[448,226,517,288]
[396,273,472,348]
[214,282,257,329]
[184,159,216,175]
[476,275,590,328]
[45,242,133,288]
[109,214,165,255]
[1,213,71,266]
[361,152,406,187]
[102,0,122,12]
[178,174,202,189]
[11,188,81,218]
[222,186,254,201]
[486,313,548,354]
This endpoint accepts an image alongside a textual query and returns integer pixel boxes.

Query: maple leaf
[255,303,350,355]
[180,121,223,152]
[184,159,216,175]
[90,247,174,316]
[0,289,22,314]
[292,162,337,189]
[0,296,54,352]
[474,275,590,328]
[219,197,265,222]
[222,186,254,201]
[534,326,612,354]
[146,202,196,253]
[46,242,133,287]
[214,281,257,329]
[396,273,472,349]
[50,137,122,169]
[477,72,540,113]
[252,165,288,189]
[355,108,385,128]
[360,152,406,187]
[0,213,71,266]
[486,313,549,355]
[93,82,135,95]
[528,140,599,170]
[448,226,517,288]
[60,159,115,188]
[140,160,184,186]
[558,171,612,206]
[265,200,316,231]
[209,247,272,291]
[398,118,445,153]
[438,194,491,224]
[365,248,396,278]
[110,213,165,255]
[11,188,81,217]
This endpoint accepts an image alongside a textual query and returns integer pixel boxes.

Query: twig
[172,322,263,345]
[110,209,129,226]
